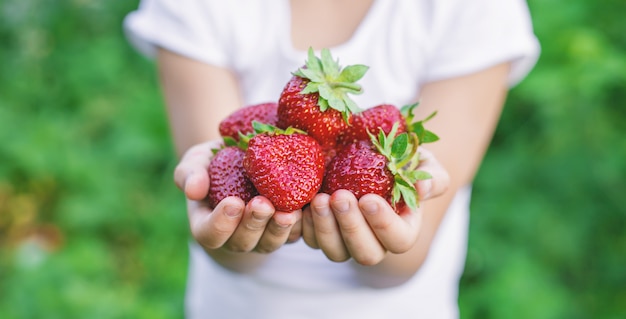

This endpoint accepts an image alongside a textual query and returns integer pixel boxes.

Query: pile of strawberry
[208,49,438,212]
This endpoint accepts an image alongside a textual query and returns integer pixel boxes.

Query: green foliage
[0,0,187,318]
[0,0,624,318]
[459,0,626,318]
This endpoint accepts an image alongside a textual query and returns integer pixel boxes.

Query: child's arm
[302,62,511,287]
[158,49,300,273]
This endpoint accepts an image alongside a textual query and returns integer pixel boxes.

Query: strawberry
[219,102,278,141]
[278,48,368,149]
[207,145,258,209]
[337,103,440,147]
[242,123,325,211]
[337,104,407,146]
[323,140,395,203]
[322,123,432,212]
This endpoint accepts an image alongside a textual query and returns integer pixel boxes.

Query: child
[124,0,539,318]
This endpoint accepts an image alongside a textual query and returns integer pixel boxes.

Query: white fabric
[124,0,539,318]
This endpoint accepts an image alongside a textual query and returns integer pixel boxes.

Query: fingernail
[183,175,192,193]
[224,205,241,218]
[313,204,331,217]
[333,200,349,213]
[184,171,198,193]
[276,220,293,228]
[361,200,378,215]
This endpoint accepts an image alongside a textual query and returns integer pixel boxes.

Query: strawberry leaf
[420,130,440,143]
[407,111,439,144]
[411,122,439,144]
[306,47,323,73]
[252,120,307,136]
[252,121,277,134]
[411,122,424,135]
[391,133,408,159]
[398,184,418,209]
[301,82,319,94]
[296,47,366,122]
[299,68,325,83]
[344,97,361,114]
[395,175,415,189]
[329,93,348,113]
[338,64,369,83]
[407,170,432,181]
[223,136,238,147]
[394,176,418,210]
[423,111,438,123]
[318,97,330,112]
[317,85,336,110]
[377,130,387,151]
[400,102,419,124]
[320,48,340,78]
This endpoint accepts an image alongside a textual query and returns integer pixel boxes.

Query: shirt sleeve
[424,0,540,86]
[123,0,231,67]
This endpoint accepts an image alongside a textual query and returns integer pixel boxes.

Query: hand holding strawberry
[323,122,432,212]
[176,48,449,265]
[174,140,302,256]
[302,147,449,266]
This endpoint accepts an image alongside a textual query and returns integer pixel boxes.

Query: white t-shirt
[124,1,539,318]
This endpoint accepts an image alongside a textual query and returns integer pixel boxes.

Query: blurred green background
[0,0,624,318]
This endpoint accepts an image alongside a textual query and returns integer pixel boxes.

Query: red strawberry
[323,140,394,202]
[337,104,407,146]
[219,102,278,141]
[242,124,325,211]
[278,48,368,149]
[322,123,432,212]
[207,146,258,209]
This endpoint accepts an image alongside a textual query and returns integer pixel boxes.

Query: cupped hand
[173,140,303,254]
[302,147,449,265]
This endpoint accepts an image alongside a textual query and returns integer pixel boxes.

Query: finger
[225,196,275,252]
[330,190,386,265]
[359,194,422,254]
[302,199,322,249]
[416,147,450,201]
[287,208,303,244]
[183,170,210,201]
[255,209,302,253]
[309,192,350,262]
[174,141,221,200]
[188,196,245,249]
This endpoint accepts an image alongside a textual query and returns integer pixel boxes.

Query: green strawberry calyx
[294,47,369,123]
[400,102,440,144]
[368,122,432,210]
[220,134,251,152]
[216,121,301,153]
[212,133,252,154]
[251,121,307,136]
